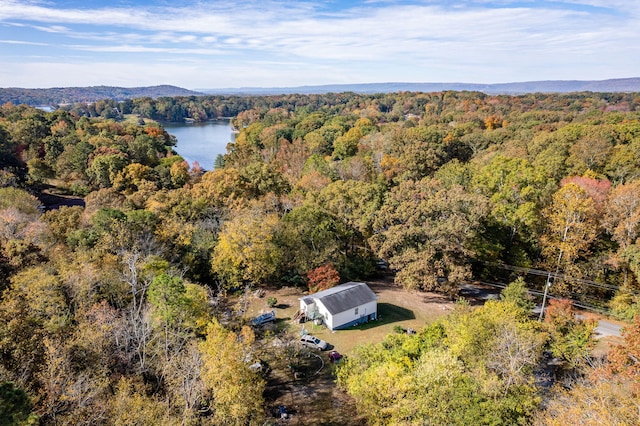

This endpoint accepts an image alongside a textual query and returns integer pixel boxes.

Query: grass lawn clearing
[246,274,454,355]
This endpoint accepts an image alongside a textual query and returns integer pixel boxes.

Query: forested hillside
[1,91,639,424]
[0,85,203,107]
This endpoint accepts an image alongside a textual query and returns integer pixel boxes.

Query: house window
[354,307,359,315]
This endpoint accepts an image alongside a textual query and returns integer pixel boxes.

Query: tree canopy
[1,89,640,424]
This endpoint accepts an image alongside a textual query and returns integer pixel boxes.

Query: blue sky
[0,0,638,89]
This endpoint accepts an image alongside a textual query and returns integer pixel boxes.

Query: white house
[299,282,378,330]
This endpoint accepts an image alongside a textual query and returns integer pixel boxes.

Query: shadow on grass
[273,317,293,332]
[350,303,415,331]
[422,294,452,304]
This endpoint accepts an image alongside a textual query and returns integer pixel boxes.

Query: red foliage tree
[561,175,611,210]
[306,263,340,293]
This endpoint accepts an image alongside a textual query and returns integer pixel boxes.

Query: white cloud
[0,38,47,45]
[32,24,68,33]
[68,43,222,55]
[0,0,637,87]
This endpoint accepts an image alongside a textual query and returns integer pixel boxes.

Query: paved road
[459,283,501,300]
[576,314,623,338]
[595,320,623,338]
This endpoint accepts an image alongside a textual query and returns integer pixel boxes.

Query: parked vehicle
[328,350,343,363]
[248,359,270,375]
[250,310,276,326]
[300,334,328,350]
[375,259,388,270]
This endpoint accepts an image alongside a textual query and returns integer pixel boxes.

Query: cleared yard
[247,274,455,355]
[244,275,455,425]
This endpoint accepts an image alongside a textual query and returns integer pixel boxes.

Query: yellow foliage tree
[211,207,281,288]
[199,321,265,425]
[540,183,598,296]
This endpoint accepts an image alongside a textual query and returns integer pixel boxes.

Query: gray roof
[303,282,377,315]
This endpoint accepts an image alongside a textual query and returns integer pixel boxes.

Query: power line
[471,280,612,315]
[482,261,639,294]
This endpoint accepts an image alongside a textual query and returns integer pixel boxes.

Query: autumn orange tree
[306,263,340,293]
[607,316,640,391]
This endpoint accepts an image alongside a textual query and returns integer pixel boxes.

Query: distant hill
[0,85,204,106]
[201,77,640,95]
[3,78,639,107]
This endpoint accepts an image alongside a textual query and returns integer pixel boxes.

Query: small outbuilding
[299,282,378,330]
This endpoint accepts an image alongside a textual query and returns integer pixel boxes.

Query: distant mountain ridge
[202,77,640,95]
[2,78,639,106]
[0,85,204,106]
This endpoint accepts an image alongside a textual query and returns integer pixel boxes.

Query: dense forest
[1,90,640,424]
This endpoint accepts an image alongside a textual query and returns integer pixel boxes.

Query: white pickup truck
[300,334,328,350]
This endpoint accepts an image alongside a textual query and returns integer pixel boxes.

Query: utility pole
[538,272,552,321]
[540,242,564,321]
[539,265,562,321]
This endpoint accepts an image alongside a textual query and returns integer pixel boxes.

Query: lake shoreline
[164,119,235,170]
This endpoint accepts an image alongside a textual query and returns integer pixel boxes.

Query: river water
[164,120,236,170]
